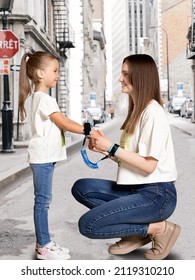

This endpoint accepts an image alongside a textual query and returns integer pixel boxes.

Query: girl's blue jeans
[72,178,177,239]
[30,163,55,246]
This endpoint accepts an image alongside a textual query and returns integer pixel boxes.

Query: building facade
[161,0,191,99]
[111,0,130,114]
[0,0,107,142]
[0,0,61,141]
[186,0,195,121]
[110,0,152,114]
[81,0,106,111]
[92,0,106,110]
[139,0,191,102]
[128,0,151,54]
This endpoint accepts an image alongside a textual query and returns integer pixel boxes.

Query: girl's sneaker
[36,241,71,260]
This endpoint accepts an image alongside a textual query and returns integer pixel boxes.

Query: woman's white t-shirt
[27,91,67,164]
[117,100,177,184]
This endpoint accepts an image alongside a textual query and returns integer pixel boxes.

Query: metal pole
[1,12,14,152]
[149,26,170,102]
[162,27,170,102]
[191,64,195,123]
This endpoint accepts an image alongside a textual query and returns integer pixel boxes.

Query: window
[40,0,47,32]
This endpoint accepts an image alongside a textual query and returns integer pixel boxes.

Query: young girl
[19,51,93,260]
[72,54,181,260]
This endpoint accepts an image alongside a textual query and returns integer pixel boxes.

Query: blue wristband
[107,143,120,157]
[114,146,120,156]
[107,143,114,153]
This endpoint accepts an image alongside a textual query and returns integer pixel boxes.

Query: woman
[72,54,181,260]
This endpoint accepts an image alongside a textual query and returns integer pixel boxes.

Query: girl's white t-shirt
[27,91,67,163]
[117,100,177,184]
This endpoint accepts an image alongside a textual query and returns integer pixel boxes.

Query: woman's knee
[71,179,83,199]
[78,216,86,236]
[78,214,93,238]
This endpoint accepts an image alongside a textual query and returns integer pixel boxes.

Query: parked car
[180,99,193,118]
[87,107,106,126]
[170,96,186,115]
[81,109,94,126]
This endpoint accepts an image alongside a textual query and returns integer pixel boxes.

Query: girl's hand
[88,138,100,153]
[88,130,102,153]
[90,128,100,137]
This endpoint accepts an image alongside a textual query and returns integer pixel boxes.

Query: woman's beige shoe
[108,235,151,255]
[144,221,181,260]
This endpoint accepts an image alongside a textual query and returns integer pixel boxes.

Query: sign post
[0,29,19,153]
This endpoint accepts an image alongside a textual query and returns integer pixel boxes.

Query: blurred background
[0,0,194,148]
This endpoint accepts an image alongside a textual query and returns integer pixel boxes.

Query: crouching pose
[72,54,181,260]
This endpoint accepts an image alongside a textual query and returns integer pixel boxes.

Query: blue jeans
[72,178,177,239]
[30,163,55,246]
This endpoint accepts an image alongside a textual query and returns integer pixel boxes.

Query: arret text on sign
[0,39,18,49]
[0,30,19,59]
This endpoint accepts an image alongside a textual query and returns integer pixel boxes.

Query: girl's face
[39,59,60,90]
[119,62,135,99]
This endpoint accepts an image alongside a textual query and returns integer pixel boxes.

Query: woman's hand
[89,130,112,154]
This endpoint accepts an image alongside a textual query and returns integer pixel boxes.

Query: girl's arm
[90,130,158,175]
[50,111,99,137]
[50,112,84,134]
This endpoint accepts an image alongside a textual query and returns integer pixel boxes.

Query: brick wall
[162,0,192,96]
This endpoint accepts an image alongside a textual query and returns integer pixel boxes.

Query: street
[0,115,195,260]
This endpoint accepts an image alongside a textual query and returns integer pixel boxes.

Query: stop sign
[0,30,19,59]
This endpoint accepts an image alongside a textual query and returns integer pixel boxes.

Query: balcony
[53,0,75,56]
[57,24,75,54]
[186,23,195,59]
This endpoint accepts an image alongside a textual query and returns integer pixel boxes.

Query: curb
[0,119,116,191]
[0,137,84,191]
[172,124,195,138]
[1,117,194,191]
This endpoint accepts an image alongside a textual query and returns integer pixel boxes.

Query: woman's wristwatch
[107,143,120,157]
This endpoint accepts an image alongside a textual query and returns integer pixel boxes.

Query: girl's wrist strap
[83,122,92,136]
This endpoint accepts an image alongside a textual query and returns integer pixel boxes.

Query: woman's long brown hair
[121,54,162,134]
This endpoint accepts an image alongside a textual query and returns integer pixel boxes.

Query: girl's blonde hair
[19,51,58,122]
[121,54,162,134]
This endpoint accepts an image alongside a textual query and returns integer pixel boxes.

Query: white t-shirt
[117,100,177,184]
[27,91,67,163]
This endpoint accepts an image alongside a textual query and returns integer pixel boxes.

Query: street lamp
[0,0,14,153]
[0,0,13,12]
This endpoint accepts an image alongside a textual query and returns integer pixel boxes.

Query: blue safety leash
[80,123,108,169]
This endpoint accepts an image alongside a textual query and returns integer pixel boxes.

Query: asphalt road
[0,115,194,260]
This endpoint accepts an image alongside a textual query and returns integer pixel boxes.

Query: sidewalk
[167,114,195,137]
[0,113,195,190]
[0,132,83,190]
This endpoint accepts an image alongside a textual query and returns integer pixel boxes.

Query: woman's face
[119,62,135,98]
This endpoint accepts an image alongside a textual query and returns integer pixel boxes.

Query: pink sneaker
[36,241,71,260]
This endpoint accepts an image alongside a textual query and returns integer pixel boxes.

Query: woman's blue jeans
[72,178,177,239]
[30,163,55,246]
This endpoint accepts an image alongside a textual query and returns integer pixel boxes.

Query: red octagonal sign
[0,30,19,59]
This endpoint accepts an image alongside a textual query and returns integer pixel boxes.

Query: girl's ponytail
[19,53,32,122]
[19,51,58,122]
